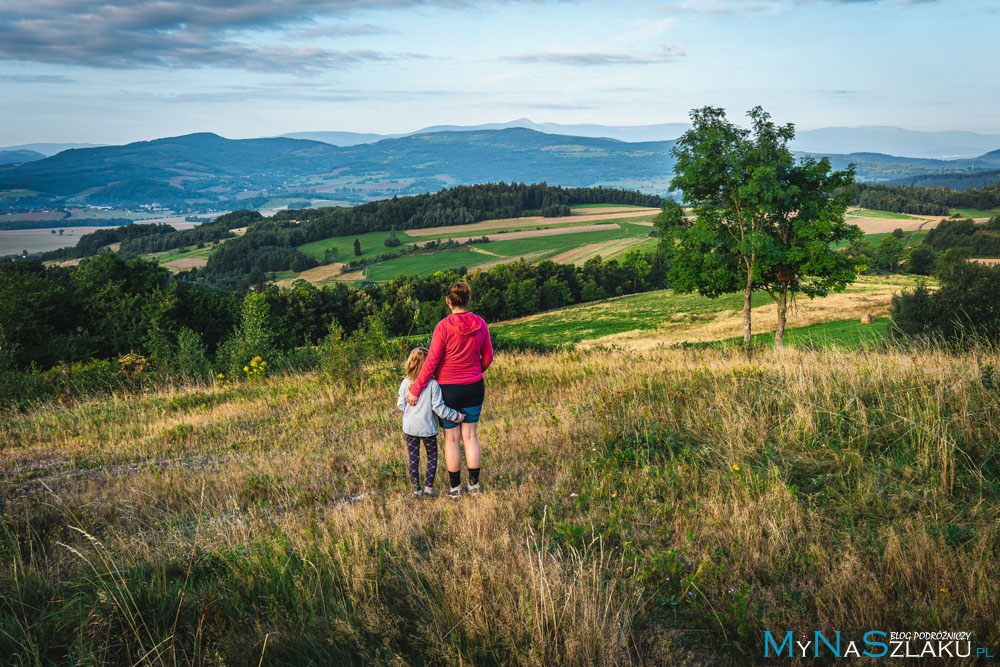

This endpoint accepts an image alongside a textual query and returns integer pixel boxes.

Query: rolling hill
[0,149,44,165]
[285,119,1000,159]
[0,129,677,207]
[3,128,1000,211]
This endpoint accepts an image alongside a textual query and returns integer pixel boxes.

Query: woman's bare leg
[461,422,481,469]
[443,426,463,475]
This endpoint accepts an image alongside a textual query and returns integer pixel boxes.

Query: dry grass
[593,282,899,350]
[2,341,999,663]
[274,262,347,288]
[549,237,647,265]
[162,257,208,270]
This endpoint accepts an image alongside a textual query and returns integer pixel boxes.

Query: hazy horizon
[1,0,998,146]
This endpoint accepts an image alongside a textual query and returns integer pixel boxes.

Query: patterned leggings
[405,434,438,489]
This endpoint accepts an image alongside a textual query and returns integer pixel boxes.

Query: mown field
[3,328,998,663]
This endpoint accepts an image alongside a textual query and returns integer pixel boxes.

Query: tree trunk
[775,282,788,349]
[743,266,753,348]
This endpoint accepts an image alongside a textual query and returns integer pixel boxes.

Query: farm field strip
[401,209,658,237]
[410,223,621,247]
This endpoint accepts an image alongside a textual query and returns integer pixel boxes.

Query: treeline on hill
[39,223,179,261]
[924,217,1000,256]
[886,168,1000,191]
[852,181,1000,215]
[0,247,665,406]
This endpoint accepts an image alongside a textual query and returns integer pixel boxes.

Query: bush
[891,262,1000,343]
[217,292,274,376]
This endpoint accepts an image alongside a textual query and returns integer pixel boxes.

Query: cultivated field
[3,325,997,663]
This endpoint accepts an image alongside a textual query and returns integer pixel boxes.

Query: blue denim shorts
[440,404,482,430]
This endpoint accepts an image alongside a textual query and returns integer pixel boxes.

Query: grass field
[717,316,891,349]
[950,208,1000,219]
[492,275,920,349]
[0,189,41,200]
[847,209,922,221]
[363,225,653,282]
[152,242,221,265]
[3,338,998,663]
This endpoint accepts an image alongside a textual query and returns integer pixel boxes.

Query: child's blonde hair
[406,347,428,383]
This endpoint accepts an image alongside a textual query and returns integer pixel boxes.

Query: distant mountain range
[0,142,106,157]
[0,149,44,166]
[282,119,1000,160]
[2,128,999,211]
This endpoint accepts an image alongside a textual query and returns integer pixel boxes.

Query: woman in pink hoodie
[407,281,493,499]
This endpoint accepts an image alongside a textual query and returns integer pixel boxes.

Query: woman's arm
[481,323,494,371]
[410,321,446,398]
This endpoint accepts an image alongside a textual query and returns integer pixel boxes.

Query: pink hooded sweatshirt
[411,312,493,398]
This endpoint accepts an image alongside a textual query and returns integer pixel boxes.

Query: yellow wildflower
[732,464,740,472]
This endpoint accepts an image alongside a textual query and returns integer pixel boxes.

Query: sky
[1,0,998,146]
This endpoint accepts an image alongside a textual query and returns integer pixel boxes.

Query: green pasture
[950,208,1000,219]
[716,316,891,350]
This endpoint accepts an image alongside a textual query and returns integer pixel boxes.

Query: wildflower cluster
[244,356,267,381]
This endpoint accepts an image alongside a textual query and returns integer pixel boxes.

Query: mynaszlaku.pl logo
[764,631,995,659]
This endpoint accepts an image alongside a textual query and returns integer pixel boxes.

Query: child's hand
[456,412,466,423]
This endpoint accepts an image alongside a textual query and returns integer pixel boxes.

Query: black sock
[449,470,462,489]
[468,467,480,486]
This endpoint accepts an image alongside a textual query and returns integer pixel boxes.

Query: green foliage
[872,235,906,272]
[923,217,1000,257]
[904,244,937,275]
[217,292,274,375]
[891,262,1000,343]
[852,181,1000,216]
[658,105,860,347]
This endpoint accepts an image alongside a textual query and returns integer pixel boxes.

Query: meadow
[490,275,917,348]
[950,208,1000,220]
[3,334,998,664]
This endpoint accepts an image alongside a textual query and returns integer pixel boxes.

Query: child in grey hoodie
[397,348,464,497]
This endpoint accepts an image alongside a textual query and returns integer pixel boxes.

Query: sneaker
[446,485,463,500]
[466,482,482,495]
[423,489,439,498]
[413,487,424,498]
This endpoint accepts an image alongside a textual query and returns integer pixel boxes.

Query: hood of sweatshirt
[444,312,483,337]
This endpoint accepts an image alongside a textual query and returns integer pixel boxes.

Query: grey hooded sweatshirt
[397,377,462,437]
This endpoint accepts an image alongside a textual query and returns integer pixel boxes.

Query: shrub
[890,262,1000,343]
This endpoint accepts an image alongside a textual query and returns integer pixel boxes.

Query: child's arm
[428,382,464,423]
[397,381,409,412]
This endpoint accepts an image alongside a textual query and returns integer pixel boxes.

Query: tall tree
[656,106,861,348]
[353,238,362,256]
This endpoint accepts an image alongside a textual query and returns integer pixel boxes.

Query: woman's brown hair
[406,348,427,383]
[446,281,471,308]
